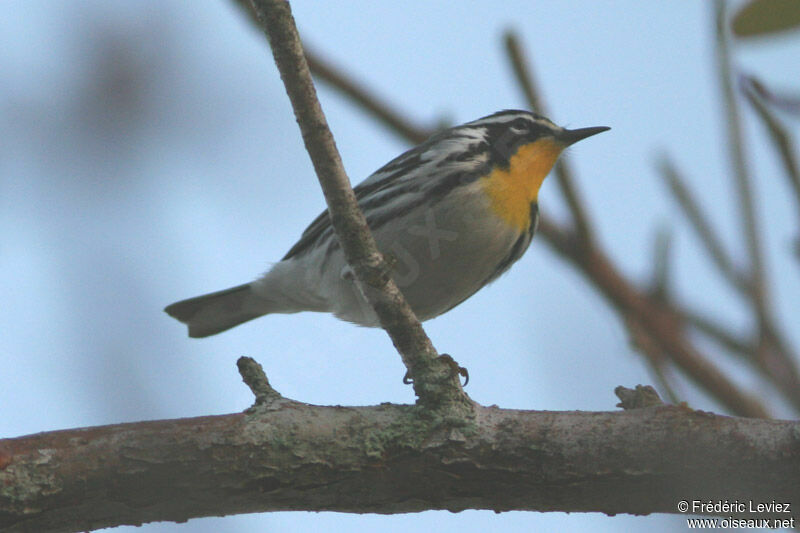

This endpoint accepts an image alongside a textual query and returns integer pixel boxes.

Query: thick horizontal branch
[2,398,797,532]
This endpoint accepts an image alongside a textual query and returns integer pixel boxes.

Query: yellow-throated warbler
[166,110,608,337]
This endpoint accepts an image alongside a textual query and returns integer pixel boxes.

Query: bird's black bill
[559,126,610,145]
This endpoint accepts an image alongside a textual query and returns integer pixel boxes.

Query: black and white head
[460,109,609,168]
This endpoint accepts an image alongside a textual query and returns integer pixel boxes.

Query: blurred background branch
[742,75,800,258]
[504,32,595,245]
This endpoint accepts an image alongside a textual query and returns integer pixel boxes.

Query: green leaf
[732,0,800,38]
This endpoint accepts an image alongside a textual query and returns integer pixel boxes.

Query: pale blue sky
[2,1,799,532]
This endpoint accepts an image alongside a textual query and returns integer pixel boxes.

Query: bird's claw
[401,353,469,387]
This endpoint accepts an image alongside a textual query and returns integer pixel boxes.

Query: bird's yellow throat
[481,138,564,231]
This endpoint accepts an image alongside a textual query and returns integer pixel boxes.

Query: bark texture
[2,400,798,532]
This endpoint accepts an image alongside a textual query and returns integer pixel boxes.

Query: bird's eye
[509,118,529,133]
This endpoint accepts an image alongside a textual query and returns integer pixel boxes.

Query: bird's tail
[164,283,269,338]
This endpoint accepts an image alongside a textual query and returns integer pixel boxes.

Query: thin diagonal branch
[645,361,682,406]
[714,0,769,321]
[304,48,434,145]
[538,216,769,418]
[743,76,800,240]
[232,0,435,145]
[681,307,753,358]
[504,30,595,245]
[636,227,683,405]
[503,31,544,123]
[658,152,800,409]
[757,320,800,410]
[648,225,673,301]
[657,155,748,293]
[744,75,800,117]
[247,0,468,409]
[625,313,682,405]
[714,3,800,411]
[681,305,800,412]
[657,156,800,410]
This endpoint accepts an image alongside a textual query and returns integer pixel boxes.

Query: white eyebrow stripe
[464,111,557,131]
[467,113,527,126]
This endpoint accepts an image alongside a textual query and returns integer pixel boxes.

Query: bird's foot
[402,353,469,387]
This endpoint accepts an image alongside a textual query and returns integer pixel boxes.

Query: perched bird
[166,110,608,337]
